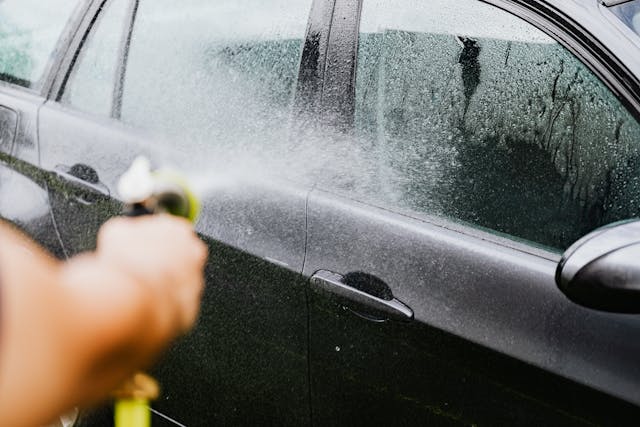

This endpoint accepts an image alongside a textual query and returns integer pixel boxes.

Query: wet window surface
[352,0,640,250]
[610,1,640,37]
[0,0,80,89]
[63,0,130,116]
[120,0,313,145]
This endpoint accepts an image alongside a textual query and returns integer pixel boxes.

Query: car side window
[351,0,640,250]
[119,0,310,146]
[62,0,130,117]
[63,0,312,147]
[0,0,80,89]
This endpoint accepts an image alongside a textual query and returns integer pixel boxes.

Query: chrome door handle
[310,270,413,322]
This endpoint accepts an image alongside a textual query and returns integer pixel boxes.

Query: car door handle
[54,164,110,205]
[310,270,413,322]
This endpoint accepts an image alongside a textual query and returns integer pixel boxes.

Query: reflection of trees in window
[0,18,32,87]
[456,36,481,118]
[444,40,640,248]
[356,31,640,249]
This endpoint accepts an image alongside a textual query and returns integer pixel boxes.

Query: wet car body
[2,0,640,426]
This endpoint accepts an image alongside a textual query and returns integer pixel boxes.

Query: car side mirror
[556,220,640,313]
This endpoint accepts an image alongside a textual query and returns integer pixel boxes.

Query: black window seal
[318,0,363,131]
[48,0,107,102]
[602,0,635,7]
[0,73,32,91]
[39,0,96,98]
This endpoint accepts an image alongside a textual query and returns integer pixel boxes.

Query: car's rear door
[305,0,640,425]
[38,0,319,425]
[0,0,85,257]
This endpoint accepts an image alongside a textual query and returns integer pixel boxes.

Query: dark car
[3,0,640,425]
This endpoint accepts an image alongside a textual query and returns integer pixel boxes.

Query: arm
[0,216,206,427]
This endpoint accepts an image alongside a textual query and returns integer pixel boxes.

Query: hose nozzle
[118,157,200,223]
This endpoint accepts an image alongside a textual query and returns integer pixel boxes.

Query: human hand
[0,216,207,425]
[96,215,207,342]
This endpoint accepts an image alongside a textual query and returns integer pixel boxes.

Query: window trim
[49,0,108,102]
[294,0,338,121]
[40,0,95,97]
[602,0,635,7]
[320,0,363,131]
[51,0,139,119]
[111,0,139,119]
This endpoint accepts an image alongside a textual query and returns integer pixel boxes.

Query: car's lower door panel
[0,88,65,257]
[304,189,640,426]
[38,102,311,426]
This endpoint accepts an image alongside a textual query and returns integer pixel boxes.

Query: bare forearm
[0,223,69,426]
[0,226,151,426]
[0,216,205,427]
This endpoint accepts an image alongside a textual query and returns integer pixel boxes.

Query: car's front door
[305,0,640,424]
[39,0,317,425]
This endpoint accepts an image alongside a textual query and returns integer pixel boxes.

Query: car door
[305,0,640,425]
[38,0,320,425]
[0,0,84,258]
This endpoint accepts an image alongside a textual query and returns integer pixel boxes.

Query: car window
[0,0,80,89]
[116,0,312,147]
[62,0,130,117]
[609,1,640,37]
[348,0,640,251]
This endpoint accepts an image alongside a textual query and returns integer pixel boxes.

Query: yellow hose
[112,364,160,427]
[115,399,151,427]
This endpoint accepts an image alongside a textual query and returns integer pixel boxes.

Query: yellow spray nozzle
[151,169,201,223]
[115,399,152,427]
[113,373,160,427]
[118,156,201,223]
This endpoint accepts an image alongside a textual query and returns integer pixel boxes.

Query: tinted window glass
[120,0,312,145]
[610,1,640,37]
[62,0,130,116]
[352,0,640,250]
[0,0,80,88]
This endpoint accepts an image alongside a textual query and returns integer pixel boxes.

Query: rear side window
[348,0,640,250]
[120,0,312,144]
[609,1,640,37]
[0,0,80,89]
[62,0,130,117]
[63,0,313,148]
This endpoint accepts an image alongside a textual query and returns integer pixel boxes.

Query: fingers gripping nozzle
[118,156,200,223]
